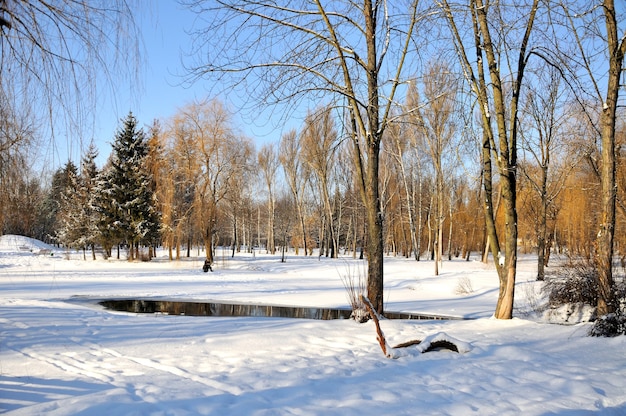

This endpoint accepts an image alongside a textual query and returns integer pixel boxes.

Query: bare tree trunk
[231,212,237,258]
[537,169,548,281]
[204,228,213,264]
[416,166,424,261]
[427,192,434,261]
[365,143,384,314]
[352,212,358,259]
[279,131,309,257]
[257,206,261,249]
[448,193,454,261]
[390,130,420,260]
[437,188,443,274]
[267,199,275,254]
[443,0,538,318]
[299,207,308,256]
[595,0,625,316]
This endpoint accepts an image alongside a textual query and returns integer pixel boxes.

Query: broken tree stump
[360,295,470,358]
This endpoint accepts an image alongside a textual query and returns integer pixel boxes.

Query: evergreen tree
[54,161,81,249]
[81,144,100,259]
[54,146,103,259]
[95,112,160,260]
[92,161,120,258]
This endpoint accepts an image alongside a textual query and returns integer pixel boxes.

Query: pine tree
[54,161,81,249]
[81,144,100,259]
[95,112,160,260]
[92,161,120,258]
[44,161,79,243]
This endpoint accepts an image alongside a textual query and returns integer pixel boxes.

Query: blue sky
[78,2,287,168]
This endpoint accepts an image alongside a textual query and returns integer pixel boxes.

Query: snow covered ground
[1,235,625,415]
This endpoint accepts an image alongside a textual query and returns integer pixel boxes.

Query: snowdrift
[0,234,57,254]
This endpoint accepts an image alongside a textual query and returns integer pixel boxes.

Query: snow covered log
[361,295,471,359]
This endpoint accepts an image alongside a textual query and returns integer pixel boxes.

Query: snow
[1,237,625,415]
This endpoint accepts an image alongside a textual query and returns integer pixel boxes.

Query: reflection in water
[99,299,460,320]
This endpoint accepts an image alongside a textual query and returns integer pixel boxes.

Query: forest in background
[2,92,622,272]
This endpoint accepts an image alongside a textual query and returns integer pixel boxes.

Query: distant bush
[139,250,152,262]
[454,276,474,296]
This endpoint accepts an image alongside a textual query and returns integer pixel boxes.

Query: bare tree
[226,153,255,258]
[407,61,460,275]
[301,107,339,258]
[594,0,624,316]
[387,116,421,260]
[335,141,363,257]
[557,0,626,317]
[518,67,577,280]
[183,0,423,314]
[0,93,36,233]
[279,129,311,256]
[258,143,280,254]
[174,99,253,264]
[0,0,140,148]
[167,113,203,259]
[441,0,540,319]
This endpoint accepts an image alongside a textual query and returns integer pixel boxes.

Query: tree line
[3,90,623,272]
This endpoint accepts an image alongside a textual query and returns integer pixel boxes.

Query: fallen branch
[361,295,470,359]
[361,295,392,357]
[393,338,460,353]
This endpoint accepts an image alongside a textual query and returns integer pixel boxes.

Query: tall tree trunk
[231,212,237,258]
[298,204,307,256]
[416,167,423,261]
[365,140,384,314]
[442,0,538,319]
[435,171,444,275]
[537,167,548,281]
[267,196,275,255]
[322,186,338,258]
[595,0,625,316]
[204,227,213,264]
[394,139,420,261]
[495,174,518,319]
[447,197,454,261]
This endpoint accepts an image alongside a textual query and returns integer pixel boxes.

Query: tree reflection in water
[99,299,461,320]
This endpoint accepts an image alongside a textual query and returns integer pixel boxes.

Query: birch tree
[387,116,421,260]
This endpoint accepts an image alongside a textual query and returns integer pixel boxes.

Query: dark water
[98,299,461,320]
